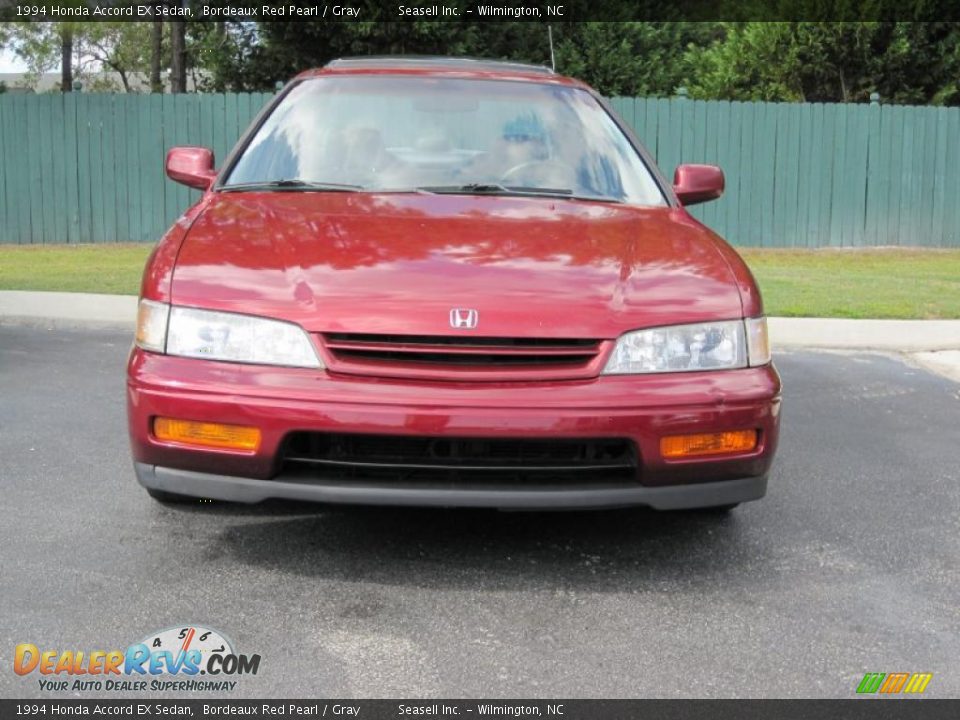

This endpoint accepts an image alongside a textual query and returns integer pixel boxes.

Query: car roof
[294,56,588,89]
[328,56,555,74]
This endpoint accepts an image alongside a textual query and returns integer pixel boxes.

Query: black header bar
[2,0,960,22]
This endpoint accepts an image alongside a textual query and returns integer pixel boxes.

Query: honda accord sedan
[128,56,781,511]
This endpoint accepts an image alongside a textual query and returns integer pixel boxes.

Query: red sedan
[128,57,781,511]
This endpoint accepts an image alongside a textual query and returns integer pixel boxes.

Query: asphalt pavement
[1,323,958,699]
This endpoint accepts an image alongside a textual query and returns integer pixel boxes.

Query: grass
[737,248,960,319]
[0,244,152,296]
[0,244,958,319]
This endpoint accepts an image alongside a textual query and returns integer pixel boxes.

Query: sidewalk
[2,290,960,354]
[0,290,136,326]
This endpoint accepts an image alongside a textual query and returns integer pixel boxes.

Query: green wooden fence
[610,97,960,248]
[1,92,958,246]
[0,93,273,245]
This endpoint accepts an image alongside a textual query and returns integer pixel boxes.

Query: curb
[0,291,136,327]
[766,317,960,352]
[2,290,960,352]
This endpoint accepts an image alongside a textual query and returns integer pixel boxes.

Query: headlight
[135,300,322,369]
[602,319,767,375]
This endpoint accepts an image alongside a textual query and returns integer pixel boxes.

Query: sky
[0,48,28,73]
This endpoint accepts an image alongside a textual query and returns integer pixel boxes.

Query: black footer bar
[4,699,960,720]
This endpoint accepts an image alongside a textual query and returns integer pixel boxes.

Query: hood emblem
[449,308,479,330]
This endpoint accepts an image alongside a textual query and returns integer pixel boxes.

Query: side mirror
[166,146,216,190]
[673,164,724,206]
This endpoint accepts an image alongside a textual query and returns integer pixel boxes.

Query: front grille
[280,433,639,487]
[319,333,610,381]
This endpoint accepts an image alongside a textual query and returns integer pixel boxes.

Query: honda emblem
[449,308,479,330]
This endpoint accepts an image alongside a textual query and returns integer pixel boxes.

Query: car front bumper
[127,348,782,509]
[134,462,768,510]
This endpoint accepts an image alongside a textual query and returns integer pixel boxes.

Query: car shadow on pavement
[199,503,769,593]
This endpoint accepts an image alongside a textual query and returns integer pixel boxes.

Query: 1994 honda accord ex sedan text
[128,57,782,512]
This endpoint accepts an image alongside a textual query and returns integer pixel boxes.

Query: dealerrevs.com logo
[14,625,260,693]
[856,672,933,695]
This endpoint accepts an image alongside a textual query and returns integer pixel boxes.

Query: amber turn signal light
[153,417,261,452]
[660,429,758,459]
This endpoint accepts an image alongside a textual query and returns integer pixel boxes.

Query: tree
[60,25,73,92]
[151,19,163,93]
[83,23,153,92]
[190,20,713,98]
[2,22,79,92]
[189,20,256,91]
[6,18,955,104]
[553,23,717,97]
[684,22,960,105]
[169,20,187,92]
[1,21,156,93]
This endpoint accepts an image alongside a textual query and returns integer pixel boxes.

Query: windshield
[224,76,667,206]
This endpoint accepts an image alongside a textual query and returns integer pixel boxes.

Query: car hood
[171,193,744,338]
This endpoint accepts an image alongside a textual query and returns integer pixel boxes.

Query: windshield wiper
[417,183,622,203]
[220,179,364,193]
[419,183,566,196]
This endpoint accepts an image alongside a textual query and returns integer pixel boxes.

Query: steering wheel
[500,159,576,186]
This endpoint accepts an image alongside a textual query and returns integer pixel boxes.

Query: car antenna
[548,25,556,72]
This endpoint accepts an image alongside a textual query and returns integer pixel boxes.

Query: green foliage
[684,22,960,105]
[1,22,66,83]
[193,20,555,91]
[190,20,717,98]
[3,18,959,105]
[553,23,717,97]
[188,19,960,106]
[1,21,157,92]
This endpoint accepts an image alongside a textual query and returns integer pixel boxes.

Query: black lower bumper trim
[134,462,767,510]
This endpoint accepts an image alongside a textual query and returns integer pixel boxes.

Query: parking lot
[1,323,958,698]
